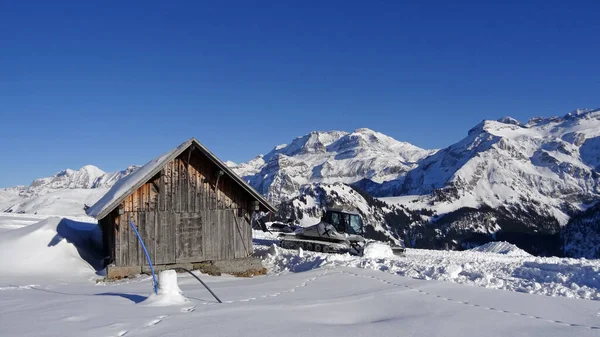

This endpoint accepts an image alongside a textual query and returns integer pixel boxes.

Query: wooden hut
[86,138,275,278]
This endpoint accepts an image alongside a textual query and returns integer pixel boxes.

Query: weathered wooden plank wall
[111,148,255,267]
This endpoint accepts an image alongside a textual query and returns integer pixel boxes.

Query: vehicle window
[348,215,362,235]
[342,213,350,230]
[330,212,342,231]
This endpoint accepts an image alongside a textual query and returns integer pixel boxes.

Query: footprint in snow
[181,306,196,313]
[62,315,87,322]
[117,330,128,337]
[146,316,167,327]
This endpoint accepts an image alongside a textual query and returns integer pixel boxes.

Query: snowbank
[142,270,189,306]
[254,237,600,301]
[0,217,103,281]
[469,241,532,257]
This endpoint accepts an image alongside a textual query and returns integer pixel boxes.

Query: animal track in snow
[146,316,167,327]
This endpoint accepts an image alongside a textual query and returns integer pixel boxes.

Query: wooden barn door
[175,212,203,263]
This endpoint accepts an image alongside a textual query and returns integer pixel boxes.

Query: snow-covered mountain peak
[231,128,434,204]
[29,165,107,191]
[496,116,523,126]
[566,108,599,119]
[275,130,348,157]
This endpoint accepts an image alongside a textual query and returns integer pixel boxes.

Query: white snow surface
[470,241,532,257]
[1,215,600,336]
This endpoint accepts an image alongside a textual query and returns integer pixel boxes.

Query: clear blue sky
[1,1,599,187]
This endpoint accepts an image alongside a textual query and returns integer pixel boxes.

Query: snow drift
[469,241,532,257]
[0,217,104,282]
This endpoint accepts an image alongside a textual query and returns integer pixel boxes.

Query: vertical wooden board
[171,160,177,212]
[141,184,147,212]
[132,190,138,212]
[182,159,188,213]
[217,210,226,260]
[159,171,165,212]
[193,214,203,259]
[153,212,161,263]
[179,159,184,213]
[175,159,180,213]
[196,164,202,212]
[244,215,252,256]
[190,160,197,213]
[176,212,187,261]
[213,210,219,259]
[215,178,220,210]
[220,210,227,259]
[123,213,130,265]
[138,212,150,264]
[114,216,121,266]
[189,162,196,213]
[128,212,138,266]
[170,212,178,261]
[137,212,143,264]
[175,212,182,260]
[149,181,156,212]
[119,213,126,266]
[227,210,235,259]
[182,158,188,213]
[174,159,180,213]
[146,184,151,211]
[184,159,190,212]
[204,210,214,260]
[201,210,208,259]
[162,212,171,264]
[200,170,205,211]
[119,214,128,266]
[165,162,172,212]
[187,157,196,213]
[137,188,142,212]
[155,212,166,264]
[144,212,155,262]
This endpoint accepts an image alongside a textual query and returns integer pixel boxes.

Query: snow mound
[362,242,394,259]
[469,241,532,257]
[0,217,103,281]
[142,270,189,306]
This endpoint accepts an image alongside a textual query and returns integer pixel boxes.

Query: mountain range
[2,108,599,257]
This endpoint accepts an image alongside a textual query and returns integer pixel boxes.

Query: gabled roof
[86,138,275,219]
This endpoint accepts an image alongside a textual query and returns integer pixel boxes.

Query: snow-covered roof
[86,138,275,219]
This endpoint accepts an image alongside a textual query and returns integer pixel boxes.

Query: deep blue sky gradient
[1,1,599,187]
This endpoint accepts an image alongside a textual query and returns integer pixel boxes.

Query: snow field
[3,267,600,337]
[0,216,600,336]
